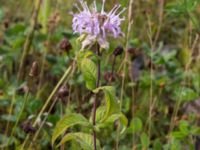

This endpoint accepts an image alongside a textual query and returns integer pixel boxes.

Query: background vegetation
[0,0,200,149]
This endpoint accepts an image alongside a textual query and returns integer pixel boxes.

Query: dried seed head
[104,72,115,82]
[127,47,136,55]
[0,90,3,96]
[113,45,124,56]
[3,19,9,29]
[147,60,156,69]
[48,12,60,32]
[21,121,36,134]
[34,23,42,30]
[58,85,69,99]
[59,38,72,52]
[29,61,39,77]
[159,82,165,89]
[17,85,29,95]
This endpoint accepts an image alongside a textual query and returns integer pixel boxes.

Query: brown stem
[92,44,101,150]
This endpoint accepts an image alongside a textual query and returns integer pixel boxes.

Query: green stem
[17,0,42,81]
[36,34,51,99]
[33,66,72,127]
[6,91,29,149]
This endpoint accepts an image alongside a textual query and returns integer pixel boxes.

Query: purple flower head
[72,0,126,50]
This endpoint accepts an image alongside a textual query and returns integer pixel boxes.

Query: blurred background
[0,0,200,149]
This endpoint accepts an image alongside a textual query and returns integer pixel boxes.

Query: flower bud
[113,45,124,56]
[59,38,72,52]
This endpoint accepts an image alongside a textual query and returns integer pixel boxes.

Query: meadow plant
[1,0,200,149]
[52,0,127,149]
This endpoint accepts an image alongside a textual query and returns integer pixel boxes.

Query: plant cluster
[0,0,200,149]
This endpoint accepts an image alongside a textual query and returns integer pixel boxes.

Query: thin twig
[6,91,29,149]
[116,0,134,149]
[168,34,199,134]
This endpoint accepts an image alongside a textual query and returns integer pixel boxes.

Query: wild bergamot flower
[72,0,126,50]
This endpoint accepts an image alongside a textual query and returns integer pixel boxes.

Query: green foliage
[140,132,149,149]
[166,0,200,30]
[93,86,119,121]
[1,0,200,149]
[52,113,91,145]
[96,111,128,134]
[80,58,97,90]
[128,117,143,133]
[166,0,200,14]
[58,132,101,150]
[171,120,200,139]
[173,87,198,102]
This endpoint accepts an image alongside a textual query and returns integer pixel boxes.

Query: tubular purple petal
[72,0,125,49]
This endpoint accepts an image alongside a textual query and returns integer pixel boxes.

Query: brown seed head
[127,47,136,55]
[3,19,9,29]
[21,121,36,134]
[113,45,124,56]
[59,38,72,52]
[17,85,29,95]
[104,72,115,82]
[58,85,69,98]
[29,61,39,77]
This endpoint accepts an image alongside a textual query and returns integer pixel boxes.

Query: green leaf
[81,58,97,90]
[170,138,182,150]
[153,139,162,150]
[95,106,127,134]
[58,132,101,150]
[162,50,177,62]
[98,113,128,134]
[0,114,17,122]
[93,86,119,121]
[95,106,106,123]
[171,131,187,139]
[5,23,26,36]
[175,87,198,101]
[190,127,200,135]
[129,117,143,133]
[52,113,91,145]
[179,121,189,135]
[140,133,149,148]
